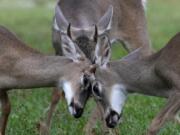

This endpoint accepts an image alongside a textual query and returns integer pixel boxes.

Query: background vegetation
[0,0,179,134]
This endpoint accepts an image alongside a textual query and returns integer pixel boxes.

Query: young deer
[0,26,96,135]
[92,33,180,135]
[41,0,152,134]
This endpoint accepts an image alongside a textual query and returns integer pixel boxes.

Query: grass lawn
[0,0,179,135]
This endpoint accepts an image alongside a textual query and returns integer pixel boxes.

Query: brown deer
[92,33,180,135]
[53,0,151,54]
[40,0,152,134]
[0,26,96,135]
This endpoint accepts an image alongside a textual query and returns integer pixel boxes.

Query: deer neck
[0,54,73,89]
[110,48,170,98]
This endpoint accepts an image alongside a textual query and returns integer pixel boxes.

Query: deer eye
[83,76,89,86]
[92,82,102,100]
[81,74,90,87]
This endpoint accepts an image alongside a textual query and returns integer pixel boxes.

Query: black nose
[105,110,121,128]
[70,102,83,118]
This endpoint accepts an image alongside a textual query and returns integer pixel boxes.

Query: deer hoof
[174,114,180,124]
[146,130,157,135]
[37,121,49,135]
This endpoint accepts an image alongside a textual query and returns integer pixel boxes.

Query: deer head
[53,5,113,61]
[92,35,128,127]
[59,34,96,118]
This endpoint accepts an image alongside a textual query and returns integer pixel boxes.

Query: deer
[39,0,152,134]
[0,26,97,135]
[91,33,180,135]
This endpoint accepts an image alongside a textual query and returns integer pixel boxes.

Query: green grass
[0,0,180,135]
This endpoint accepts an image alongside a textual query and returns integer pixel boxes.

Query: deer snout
[105,110,122,128]
[69,101,83,118]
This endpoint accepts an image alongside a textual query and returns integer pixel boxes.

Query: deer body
[109,50,172,98]
[117,33,180,97]
[0,56,72,90]
[0,27,82,90]
[93,33,180,134]
[0,26,95,135]
[53,0,151,54]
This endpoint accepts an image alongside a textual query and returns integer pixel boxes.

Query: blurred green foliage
[33,0,50,6]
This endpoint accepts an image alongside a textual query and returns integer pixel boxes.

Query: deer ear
[61,34,86,62]
[94,35,111,68]
[54,5,69,34]
[97,5,113,35]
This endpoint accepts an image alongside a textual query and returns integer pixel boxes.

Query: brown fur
[94,33,180,135]
[0,26,94,135]
[40,0,152,134]
[53,0,151,54]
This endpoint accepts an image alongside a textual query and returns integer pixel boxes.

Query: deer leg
[174,111,180,124]
[0,91,11,135]
[46,88,64,127]
[147,93,180,135]
[38,88,63,135]
[84,104,102,135]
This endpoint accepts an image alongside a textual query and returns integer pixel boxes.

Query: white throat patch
[62,81,74,105]
[110,84,127,114]
[142,0,147,9]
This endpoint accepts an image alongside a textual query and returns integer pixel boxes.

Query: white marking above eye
[53,18,60,31]
[110,84,127,114]
[62,81,74,105]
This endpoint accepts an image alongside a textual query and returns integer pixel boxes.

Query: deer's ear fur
[61,34,86,62]
[97,5,113,35]
[94,35,111,68]
[54,5,69,34]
